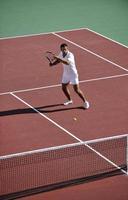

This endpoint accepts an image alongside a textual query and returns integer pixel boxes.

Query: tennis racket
[45,51,56,64]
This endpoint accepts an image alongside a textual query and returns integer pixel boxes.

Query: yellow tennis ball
[73,117,77,121]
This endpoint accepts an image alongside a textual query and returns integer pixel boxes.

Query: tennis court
[0,1,128,200]
[0,28,128,200]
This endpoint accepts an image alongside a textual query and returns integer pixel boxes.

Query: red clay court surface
[0,28,128,200]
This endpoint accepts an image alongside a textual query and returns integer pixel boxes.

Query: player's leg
[71,73,90,109]
[62,83,71,100]
[73,84,90,109]
[73,84,85,102]
[62,73,73,105]
[62,83,73,105]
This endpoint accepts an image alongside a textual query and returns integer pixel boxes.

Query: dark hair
[60,43,68,48]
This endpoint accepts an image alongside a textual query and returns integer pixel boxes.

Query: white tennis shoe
[83,101,90,109]
[64,100,73,106]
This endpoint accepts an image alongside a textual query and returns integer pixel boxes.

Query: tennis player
[50,43,90,109]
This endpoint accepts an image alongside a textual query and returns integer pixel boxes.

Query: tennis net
[0,134,128,200]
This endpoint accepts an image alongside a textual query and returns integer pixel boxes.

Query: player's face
[61,46,68,57]
[61,46,68,54]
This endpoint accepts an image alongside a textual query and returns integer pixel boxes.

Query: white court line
[0,29,127,96]
[0,27,127,50]
[10,92,83,143]
[0,73,128,96]
[1,134,127,159]
[52,32,128,73]
[10,92,127,175]
[86,28,128,49]
[0,27,86,40]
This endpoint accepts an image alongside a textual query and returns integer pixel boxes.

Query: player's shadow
[0,103,84,117]
[39,104,84,113]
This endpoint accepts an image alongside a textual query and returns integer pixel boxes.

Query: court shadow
[1,168,125,200]
[0,103,84,117]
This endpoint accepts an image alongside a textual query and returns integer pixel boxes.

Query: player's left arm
[54,56,69,65]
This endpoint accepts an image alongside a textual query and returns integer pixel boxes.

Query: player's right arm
[49,52,62,66]
[49,59,60,66]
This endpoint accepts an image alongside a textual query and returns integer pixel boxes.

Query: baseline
[0,28,127,49]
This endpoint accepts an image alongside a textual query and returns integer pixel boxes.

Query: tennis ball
[73,117,77,121]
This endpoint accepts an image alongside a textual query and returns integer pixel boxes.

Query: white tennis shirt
[58,51,79,84]
[58,51,78,75]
